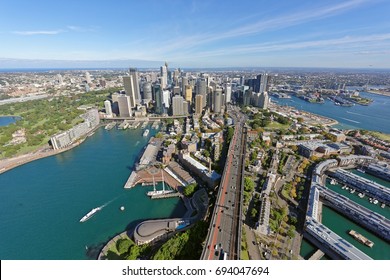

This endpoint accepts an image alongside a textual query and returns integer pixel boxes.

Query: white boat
[80,207,101,222]
[330,179,337,185]
[357,168,366,173]
[143,129,149,137]
[381,203,386,208]
[373,199,378,205]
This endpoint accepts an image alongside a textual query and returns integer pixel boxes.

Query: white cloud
[12,30,65,35]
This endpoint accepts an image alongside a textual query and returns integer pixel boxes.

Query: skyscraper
[259,91,269,109]
[104,100,113,117]
[123,76,136,108]
[181,77,188,95]
[142,82,152,101]
[118,95,132,117]
[129,68,141,103]
[172,95,184,116]
[195,94,203,115]
[196,78,207,107]
[160,65,168,89]
[153,84,163,115]
[183,101,189,115]
[213,88,222,113]
[225,83,232,104]
[185,85,192,104]
[259,73,269,93]
[163,90,170,109]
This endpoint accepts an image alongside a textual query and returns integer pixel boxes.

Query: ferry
[348,230,374,248]
[80,207,102,222]
[143,129,149,137]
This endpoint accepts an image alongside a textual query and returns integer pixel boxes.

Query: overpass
[201,107,246,260]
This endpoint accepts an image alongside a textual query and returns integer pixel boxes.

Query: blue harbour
[0,126,186,259]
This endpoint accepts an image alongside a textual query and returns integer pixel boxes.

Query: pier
[150,192,181,199]
[308,249,325,260]
[316,183,390,242]
[305,158,384,260]
[329,168,390,204]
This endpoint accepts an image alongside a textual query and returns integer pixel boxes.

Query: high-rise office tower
[173,86,180,95]
[123,76,136,108]
[118,95,132,117]
[225,83,232,104]
[184,85,192,104]
[129,68,141,103]
[104,100,113,117]
[259,73,269,93]
[196,78,207,107]
[163,90,170,109]
[243,89,252,106]
[240,76,245,86]
[183,100,189,115]
[142,82,152,101]
[259,91,269,109]
[181,77,188,95]
[195,94,203,115]
[160,65,168,89]
[172,95,184,116]
[213,88,222,113]
[153,84,163,115]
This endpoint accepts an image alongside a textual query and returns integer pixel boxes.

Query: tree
[251,208,258,220]
[183,183,197,197]
[287,226,296,238]
[116,238,133,255]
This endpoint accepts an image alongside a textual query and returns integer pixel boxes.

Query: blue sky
[1,0,390,68]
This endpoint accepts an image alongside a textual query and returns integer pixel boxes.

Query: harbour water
[0,116,20,127]
[300,171,390,259]
[273,92,390,133]
[0,126,186,259]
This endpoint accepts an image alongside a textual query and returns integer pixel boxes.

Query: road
[201,106,246,260]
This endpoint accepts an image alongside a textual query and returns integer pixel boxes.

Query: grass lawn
[241,249,250,260]
[265,122,290,130]
[369,131,390,142]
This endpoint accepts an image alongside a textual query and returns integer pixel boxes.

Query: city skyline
[1,0,390,68]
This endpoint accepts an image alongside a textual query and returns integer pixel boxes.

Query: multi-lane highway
[201,106,246,260]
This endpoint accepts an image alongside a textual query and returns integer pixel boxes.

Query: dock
[308,249,325,260]
[150,192,181,199]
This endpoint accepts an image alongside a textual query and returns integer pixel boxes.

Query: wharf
[150,192,181,199]
[308,249,325,260]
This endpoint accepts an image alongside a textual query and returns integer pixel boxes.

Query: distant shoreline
[367,90,390,97]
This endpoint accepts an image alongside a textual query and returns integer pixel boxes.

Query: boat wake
[101,195,121,208]
[341,118,360,124]
[346,111,380,119]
